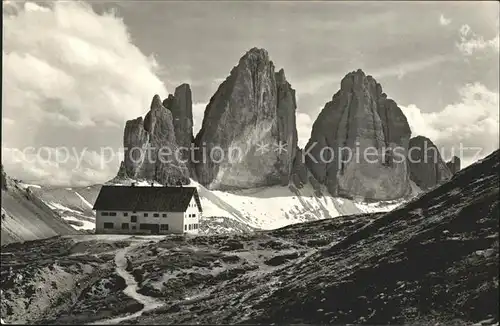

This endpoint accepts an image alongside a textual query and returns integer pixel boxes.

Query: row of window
[101,211,169,218]
[111,215,196,224]
[185,223,199,231]
[103,222,170,231]
[102,222,198,232]
[144,213,168,218]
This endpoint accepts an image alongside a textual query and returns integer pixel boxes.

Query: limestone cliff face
[446,156,461,174]
[408,136,452,190]
[193,48,298,190]
[304,69,412,200]
[121,95,190,185]
[162,84,195,176]
[162,84,194,156]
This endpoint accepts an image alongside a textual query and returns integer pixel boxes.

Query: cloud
[457,23,499,55]
[439,14,451,26]
[296,112,315,148]
[401,83,499,167]
[2,1,167,184]
[294,54,449,96]
[2,118,15,126]
[1,145,123,186]
[192,102,208,136]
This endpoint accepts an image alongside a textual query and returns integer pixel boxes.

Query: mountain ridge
[113,47,454,201]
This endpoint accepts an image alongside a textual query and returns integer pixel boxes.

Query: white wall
[94,193,203,235]
[184,196,202,235]
[96,210,185,234]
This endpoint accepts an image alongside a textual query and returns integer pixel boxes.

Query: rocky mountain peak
[193,48,298,190]
[119,93,190,185]
[161,84,194,155]
[446,156,461,174]
[151,94,163,108]
[408,135,452,190]
[305,69,412,200]
[240,47,270,62]
[339,69,384,98]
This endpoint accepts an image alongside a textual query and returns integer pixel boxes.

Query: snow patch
[61,216,95,231]
[74,191,95,211]
[18,183,41,189]
[47,202,82,214]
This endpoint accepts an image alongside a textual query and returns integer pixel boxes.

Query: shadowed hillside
[1,169,79,246]
[0,150,497,325]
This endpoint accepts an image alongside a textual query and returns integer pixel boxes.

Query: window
[101,212,109,216]
[109,212,117,217]
[132,225,136,230]
[192,213,196,218]
[153,213,160,217]
[185,225,187,231]
[131,216,137,223]
[160,224,169,230]
[123,212,128,217]
[188,224,192,230]
[144,213,148,217]
[162,213,167,218]
[139,224,149,230]
[121,223,129,229]
[103,222,113,229]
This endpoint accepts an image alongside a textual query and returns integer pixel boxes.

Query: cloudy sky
[2,0,499,186]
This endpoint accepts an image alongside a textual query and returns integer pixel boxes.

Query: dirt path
[89,242,164,325]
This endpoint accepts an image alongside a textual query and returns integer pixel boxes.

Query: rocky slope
[29,185,99,232]
[0,169,79,246]
[1,164,7,191]
[194,48,298,190]
[305,69,412,201]
[1,150,497,325]
[119,94,191,185]
[408,136,453,190]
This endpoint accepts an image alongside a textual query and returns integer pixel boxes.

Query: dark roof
[92,186,202,212]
